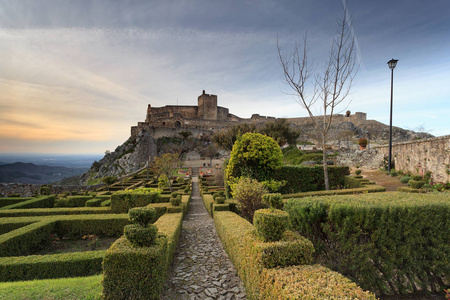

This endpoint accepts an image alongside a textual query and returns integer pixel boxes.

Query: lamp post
[387,59,398,172]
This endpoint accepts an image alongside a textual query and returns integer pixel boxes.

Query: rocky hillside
[79,130,157,185]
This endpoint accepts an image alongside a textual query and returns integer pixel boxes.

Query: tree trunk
[322,135,330,191]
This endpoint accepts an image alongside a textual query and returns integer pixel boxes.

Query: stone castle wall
[374,135,450,183]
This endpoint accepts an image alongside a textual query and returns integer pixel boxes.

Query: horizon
[1,0,449,154]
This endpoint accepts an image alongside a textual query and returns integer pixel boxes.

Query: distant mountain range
[0,162,89,184]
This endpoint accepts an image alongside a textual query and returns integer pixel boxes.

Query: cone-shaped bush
[254,209,289,242]
[128,207,157,227]
[124,224,158,247]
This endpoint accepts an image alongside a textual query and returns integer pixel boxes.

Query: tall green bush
[231,177,268,222]
[226,132,283,185]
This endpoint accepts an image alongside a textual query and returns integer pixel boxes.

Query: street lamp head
[387,59,398,70]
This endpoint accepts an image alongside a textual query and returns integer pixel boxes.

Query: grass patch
[0,274,102,299]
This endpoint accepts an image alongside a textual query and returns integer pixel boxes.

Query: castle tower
[198,90,218,120]
[145,104,152,123]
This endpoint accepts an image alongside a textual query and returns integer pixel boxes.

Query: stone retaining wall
[374,135,450,182]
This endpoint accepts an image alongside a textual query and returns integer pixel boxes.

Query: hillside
[0,162,88,184]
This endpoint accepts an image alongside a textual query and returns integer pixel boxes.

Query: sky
[0,0,449,154]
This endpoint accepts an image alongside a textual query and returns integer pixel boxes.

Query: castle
[131,90,367,139]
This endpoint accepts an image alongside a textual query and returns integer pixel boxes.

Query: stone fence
[374,135,450,183]
[0,183,104,198]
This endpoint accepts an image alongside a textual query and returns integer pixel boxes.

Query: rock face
[336,148,385,170]
[79,130,157,185]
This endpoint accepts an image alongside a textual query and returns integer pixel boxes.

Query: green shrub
[409,180,424,189]
[213,191,225,200]
[101,199,111,207]
[0,197,31,208]
[262,193,283,210]
[231,177,268,222]
[273,165,350,194]
[170,195,181,206]
[55,196,92,208]
[355,169,362,175]
[128,207,157,226]
[102,212,183,300]
[111,189,161,213]
[0,251,105,282]
[284,193,450,295]
[124,224,158,247]
[215,197,225,204]
[412,175,423,181]
[253,209,289,242]
[0,207,112,218]
[170,192,179,198]
[400,176,411,184]
[390,170,398,177]
[213,211,370,299]
[1,196,55,210]
[226,132,283,184]
[85,198,102,207]
[260,265,377,299]
[102,235,167,299]
[53,215,130,239]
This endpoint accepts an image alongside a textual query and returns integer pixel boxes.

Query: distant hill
[0,162,88,184]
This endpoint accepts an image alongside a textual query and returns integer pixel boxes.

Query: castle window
[175,121,181,128]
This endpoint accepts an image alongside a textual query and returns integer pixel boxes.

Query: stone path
[161,177,246,300]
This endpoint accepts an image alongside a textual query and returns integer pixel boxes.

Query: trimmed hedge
[0,207,112,218]
[214,211,318,299]
[0,197,31,208]
[102,235,168,299]
[202,194,215,217]
[55,196,92,208]
[0,250,106,282]
[0,196,55,210]
[274,165,350,194]
[260,265,377,300]
[0,215,129,257]
[102,212,184,299]
[282,183,385,199]
[85,198,103,207]
[285,193,450,296]
[111,191,161,213]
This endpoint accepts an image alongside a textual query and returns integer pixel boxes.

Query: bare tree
[278,7,357,190]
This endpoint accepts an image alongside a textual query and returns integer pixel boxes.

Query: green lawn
[0,275,102,300]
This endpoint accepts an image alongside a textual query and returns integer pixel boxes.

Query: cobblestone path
[161,177,246,300]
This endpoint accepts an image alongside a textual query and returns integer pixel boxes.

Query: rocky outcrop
[79,130,157,185]
[336,148,385,170]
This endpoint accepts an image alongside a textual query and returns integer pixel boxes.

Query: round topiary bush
[171,192,179,198]
[215,197,225,204]
[124,224,158,247]
[253,209,289,242]
[170,195,182,206]
[355,169,362,176]
[409,180,425,189]
[400,176,411,184]
[128,207,157,227]
[412,175,423,181]
[262,193,284,210]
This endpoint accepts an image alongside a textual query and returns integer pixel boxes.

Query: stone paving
[161,177,246,300]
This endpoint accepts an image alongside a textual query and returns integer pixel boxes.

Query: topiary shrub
[411,175,423,181]
[231,177,268,222]
[128,207,157,227]
[213,191,226,200]
[171,192,179,198]
[170,195,182,206]
[409,180,425,189]
[215,197,225,204]
[253,209,289,242]
[355,169,362,176]
[262,193,283,210]
[390,170,398,177]
[400,176,411,184]
[123,224,158,247]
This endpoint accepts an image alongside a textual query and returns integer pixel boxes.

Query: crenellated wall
[374,135,450,183]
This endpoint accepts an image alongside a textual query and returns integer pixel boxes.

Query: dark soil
[33,236,118,255]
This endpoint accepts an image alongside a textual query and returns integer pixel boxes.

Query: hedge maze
[0,170,192,299]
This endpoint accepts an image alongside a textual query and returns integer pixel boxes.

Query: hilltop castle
[131,90,367,139]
